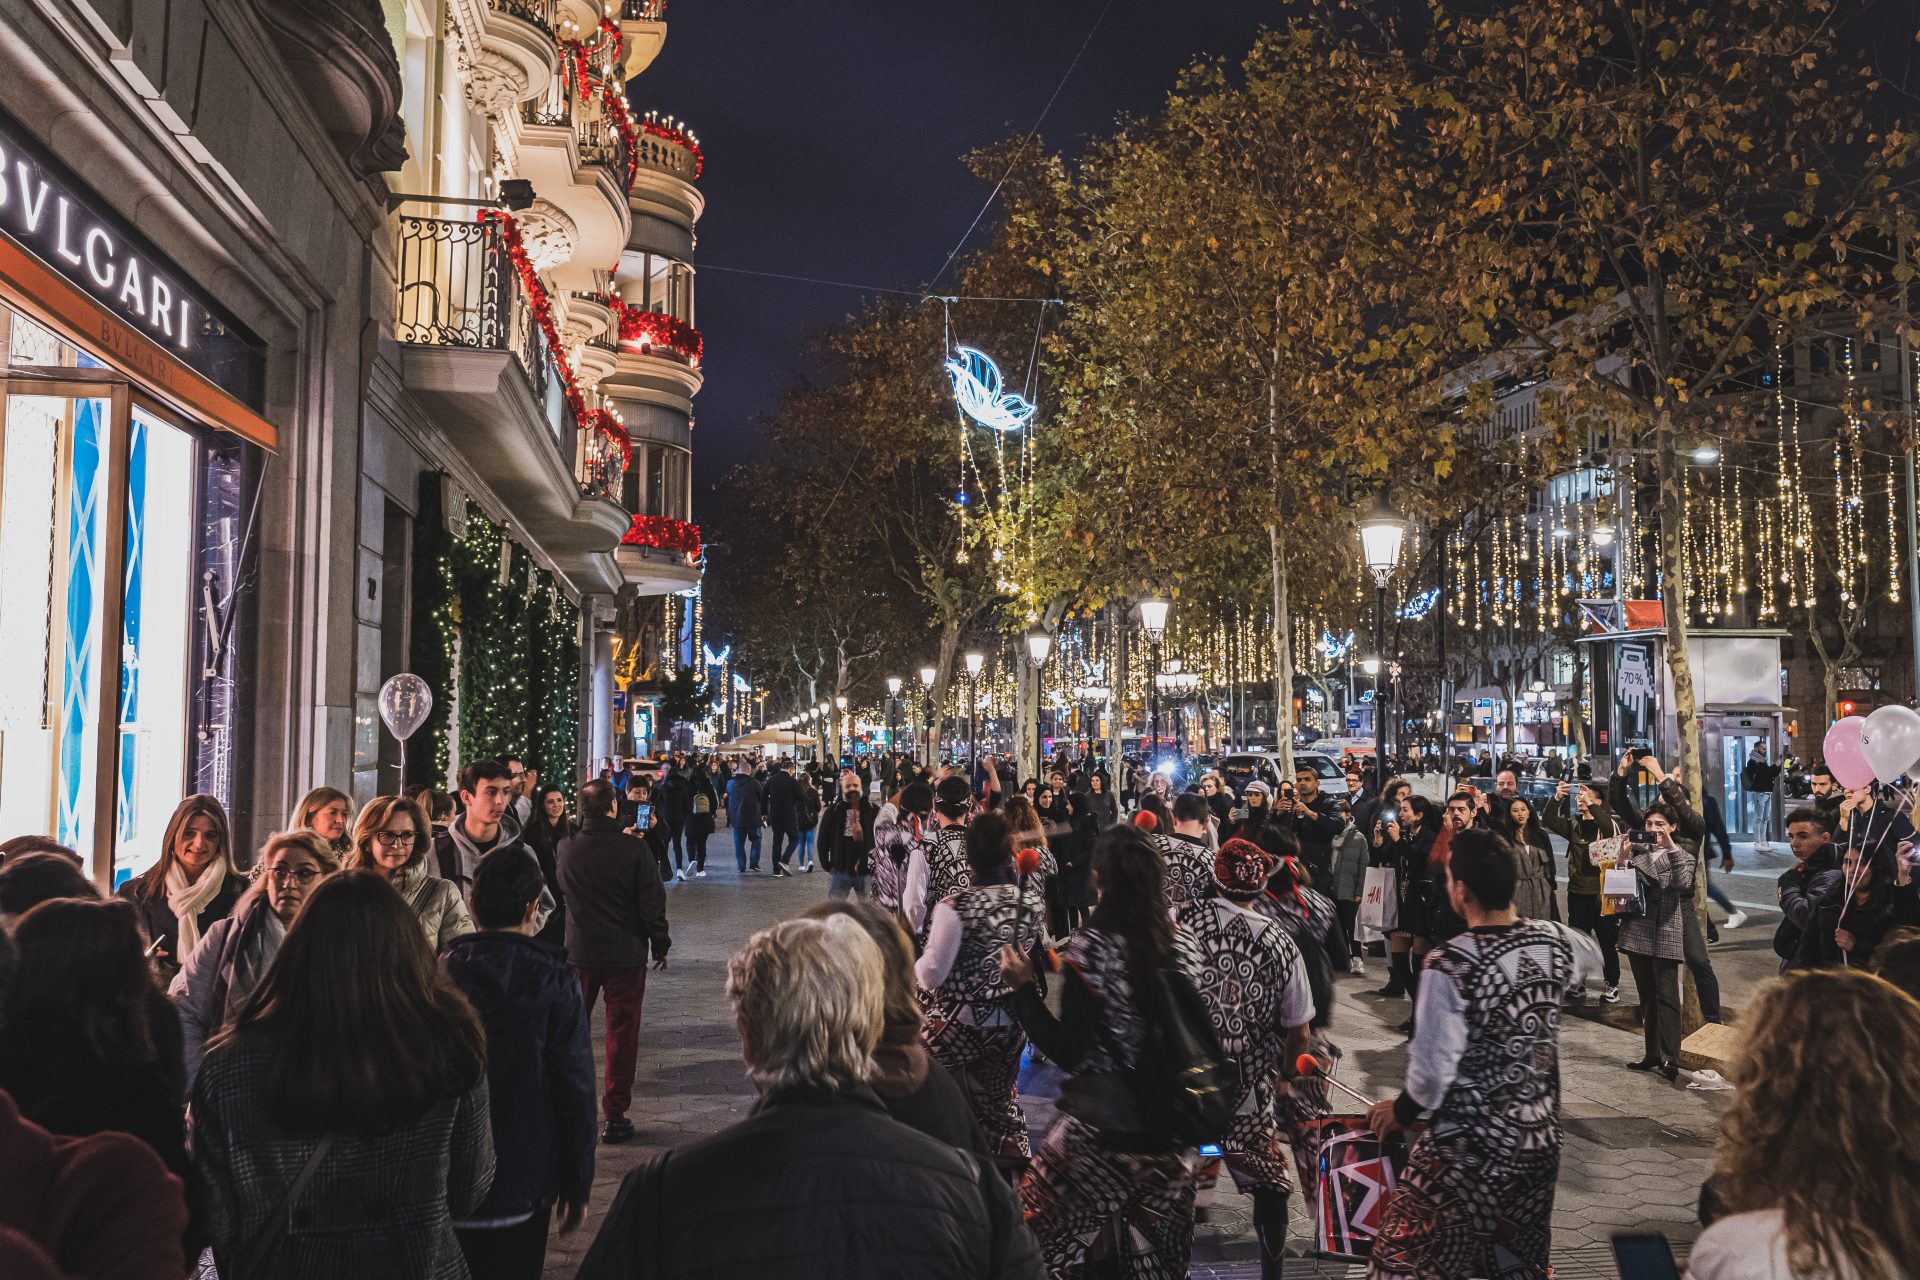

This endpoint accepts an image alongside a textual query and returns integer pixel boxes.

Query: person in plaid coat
[191,871,493,1279]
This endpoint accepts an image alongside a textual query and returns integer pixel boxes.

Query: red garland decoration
[478,209,588,421]
[638,117,703,179]
[603,87,641,192]
[622,515,703,561]
[612,299,702,367]
[580,407,633,469]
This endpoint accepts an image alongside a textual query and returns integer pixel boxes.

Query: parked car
[1220,751,1349,798]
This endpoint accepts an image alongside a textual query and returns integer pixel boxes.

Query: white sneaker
[1755,841,1773,853]
[675,868,685,881]
[695,869,707,878]
[1724,910,1748,930]
[1347,957,1366,977]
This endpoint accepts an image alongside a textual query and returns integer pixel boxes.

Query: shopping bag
[1309,1115,1410,1261]
[1601,865,1646,919]
[1359,866,1398,932]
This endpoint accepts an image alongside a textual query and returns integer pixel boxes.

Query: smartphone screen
[1611,1233,1680,1280]
[635,803,652,827]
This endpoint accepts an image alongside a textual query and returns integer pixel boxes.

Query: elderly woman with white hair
[575,913,1044,1280]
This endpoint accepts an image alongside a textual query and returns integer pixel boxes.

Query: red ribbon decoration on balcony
[638,116,703,179]
[477,209,588,421]
[612,299,702,367]
[622,515,703,562]
[580,407,633,469]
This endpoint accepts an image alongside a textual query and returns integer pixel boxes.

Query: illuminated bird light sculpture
[944,346,1036,434]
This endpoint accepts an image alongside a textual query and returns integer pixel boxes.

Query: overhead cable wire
[927,0,1116,290]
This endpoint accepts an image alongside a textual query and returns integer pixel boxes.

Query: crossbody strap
[235,1134,334,1280]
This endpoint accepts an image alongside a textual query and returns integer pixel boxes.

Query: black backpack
[1129,961,1239,1145]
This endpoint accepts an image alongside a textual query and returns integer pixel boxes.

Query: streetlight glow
[1138,599,1170,643]
[887,676,902,695]
[919,665,937,688]
[964,651,985,677]
[1362,656,1382,676]
[1358,494,1409,587]
[1025,626,1053,663]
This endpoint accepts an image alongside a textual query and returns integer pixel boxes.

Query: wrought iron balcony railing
[493,0,558,35]
[394,213,553,410]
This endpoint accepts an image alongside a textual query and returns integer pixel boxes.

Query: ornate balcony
[627,113,703,231]
[619,0,668,79]
[458,0,561,117]
[394,213,629,594]
[616,515,703,594]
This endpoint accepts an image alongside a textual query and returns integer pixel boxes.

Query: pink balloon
[1824,715,1875,790]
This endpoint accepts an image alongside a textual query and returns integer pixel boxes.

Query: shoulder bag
[233,1134,334,1280]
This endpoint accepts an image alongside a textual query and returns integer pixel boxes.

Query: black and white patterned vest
[929,880,1047,1023]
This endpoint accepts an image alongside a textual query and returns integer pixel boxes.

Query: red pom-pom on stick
[1132,810,1158,832]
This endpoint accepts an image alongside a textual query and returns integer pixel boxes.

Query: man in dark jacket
[1774,805,1841,971]
[436,758,537,901]
[817,769,880,900]
[763,759,805,878]
[726,768,765,873]
[653,765,692,881]
[575,914,1042,1280]
[442,847,596,1278]
[557,778,671,1144]
[1274,764,1347,895]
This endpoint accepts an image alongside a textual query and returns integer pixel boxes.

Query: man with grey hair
[575,914,1044,1280]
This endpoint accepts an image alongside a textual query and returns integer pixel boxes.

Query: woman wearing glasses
[170,829,340,1087]
[347,796,474,951]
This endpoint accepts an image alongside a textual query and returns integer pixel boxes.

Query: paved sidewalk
[541,839,1738,1276]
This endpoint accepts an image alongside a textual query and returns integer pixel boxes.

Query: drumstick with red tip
[1295,1052,1376,1108]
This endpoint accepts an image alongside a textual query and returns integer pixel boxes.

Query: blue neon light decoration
[1398,588,1440,621]
[944,346,1036,433]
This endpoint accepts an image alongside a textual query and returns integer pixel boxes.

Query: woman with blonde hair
[292,786,355,859]
[346,796,473,950]
[1691,967,1920,1280]
[170,829,339,1086]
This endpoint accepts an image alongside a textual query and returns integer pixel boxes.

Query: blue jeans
[796,828,816,867]
[828,872,870,900]
[733,822,761,871]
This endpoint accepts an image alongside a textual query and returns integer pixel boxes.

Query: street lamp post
[834,695,848,762]
[964,651,985,771]
[919,665,937,767]
[1358,495,1409,780]
[1139,599,1169,767]
[1025,626,1053,780]
[886,676,902,761]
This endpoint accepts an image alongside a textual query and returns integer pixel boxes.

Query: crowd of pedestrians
[4,737,1920,1280]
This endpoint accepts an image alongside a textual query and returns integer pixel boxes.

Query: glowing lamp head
[1692,446,1720,464]
[887,676,902,695]
[1591,525,1617,548]
[1025,627,1053,664]
[964,652,985,678]
[1362,657,1382,677]
[919,666,937,689]
[1138,599,1170,643]
[1358,495,1408,587]
[834,696,848,711]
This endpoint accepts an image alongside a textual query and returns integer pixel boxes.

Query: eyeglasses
[269,867,323,885]
[373,830,418,846]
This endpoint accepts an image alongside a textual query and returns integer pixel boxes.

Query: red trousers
[576,964,648,1122]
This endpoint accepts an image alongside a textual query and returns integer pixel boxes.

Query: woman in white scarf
[115,794,247,978]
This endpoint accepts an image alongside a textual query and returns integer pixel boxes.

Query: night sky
[630,1,1281,502]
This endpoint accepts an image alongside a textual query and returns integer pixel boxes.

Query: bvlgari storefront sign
[0,110,265,408]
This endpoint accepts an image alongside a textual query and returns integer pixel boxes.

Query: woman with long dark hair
[192,871,494,1278]
[915,812,1047,1160]
[0,896,189,1183]
[1379,794,1441,1002]
[522,785,574,944]
[116,794,247,978]
[1085,770,1119,827]
[1000,824,1206,1277]
[1490,796,1559,922]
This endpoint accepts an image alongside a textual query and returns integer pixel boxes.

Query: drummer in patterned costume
[1180,837,1316,1280]
[915,810,1048,1158]
[1366,830,1601,1280]
[905,774,976,944]
[1155,791,1218,912]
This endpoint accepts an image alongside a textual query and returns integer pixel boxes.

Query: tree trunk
[1271,521,1295,774]
[1016,649,1038,783]
[930,621,961,767]
[1654,408,1708,1034]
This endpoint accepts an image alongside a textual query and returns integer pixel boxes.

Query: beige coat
[393,859,474,952]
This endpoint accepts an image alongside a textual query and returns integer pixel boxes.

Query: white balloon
[1860,703,1920,785]
[379,673,433,742]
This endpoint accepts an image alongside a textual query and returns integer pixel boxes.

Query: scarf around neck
[166,856,229,957]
